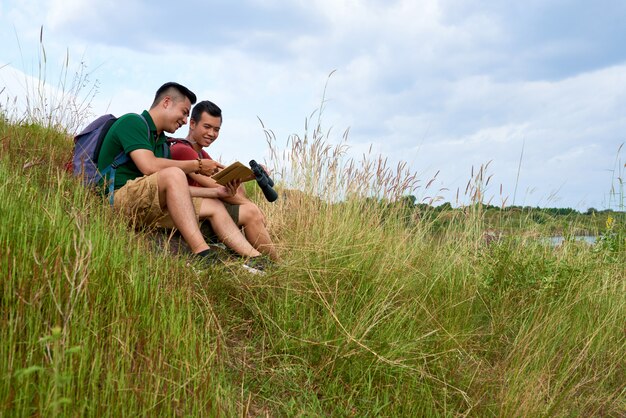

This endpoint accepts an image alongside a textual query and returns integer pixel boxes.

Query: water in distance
[547,235,597,246]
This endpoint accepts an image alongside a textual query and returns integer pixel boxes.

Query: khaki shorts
[113,172,202,229]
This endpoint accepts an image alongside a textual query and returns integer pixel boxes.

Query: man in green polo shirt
[98,82,267,268]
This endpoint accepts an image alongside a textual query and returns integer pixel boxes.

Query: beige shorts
[113,172,202,229]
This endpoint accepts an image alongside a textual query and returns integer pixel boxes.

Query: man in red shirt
[170,100,278,261]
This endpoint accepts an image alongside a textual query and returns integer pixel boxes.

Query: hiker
[97,82,269,269]
[169,100,279,261]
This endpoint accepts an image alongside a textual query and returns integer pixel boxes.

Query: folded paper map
[211,161,254,185]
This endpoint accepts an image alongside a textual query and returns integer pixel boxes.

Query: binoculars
[250,160,278,202]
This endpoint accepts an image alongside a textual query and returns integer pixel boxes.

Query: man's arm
[129,149,223,176]
[188,171,221,188]
[169,141,253,204]
[189,180,240,199]
[187,166,253,205]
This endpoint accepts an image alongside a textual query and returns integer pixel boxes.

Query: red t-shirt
[169,139,212,187]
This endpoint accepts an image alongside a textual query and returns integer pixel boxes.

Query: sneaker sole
[241,264,266,275]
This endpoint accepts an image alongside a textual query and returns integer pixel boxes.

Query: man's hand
[198,159,224,176]
[214,179,241,198]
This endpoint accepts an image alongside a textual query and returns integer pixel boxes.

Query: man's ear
[161,96,172,109]
[189,118,196,130]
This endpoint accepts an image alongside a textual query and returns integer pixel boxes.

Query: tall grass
[1,59,625,416]
[2,26,98,134]
[0,119,248,415]
[608,143,625,211]
[246,107,625,416]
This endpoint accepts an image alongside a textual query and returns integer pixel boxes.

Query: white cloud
[46,0,92,28]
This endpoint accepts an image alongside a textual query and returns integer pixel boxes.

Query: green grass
[1,109,625,416]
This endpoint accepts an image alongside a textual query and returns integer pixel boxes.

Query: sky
[1,0,625,210]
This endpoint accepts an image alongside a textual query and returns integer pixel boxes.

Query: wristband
[196,158,202,174]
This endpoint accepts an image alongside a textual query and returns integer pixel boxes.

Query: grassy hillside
[1,114,624,416]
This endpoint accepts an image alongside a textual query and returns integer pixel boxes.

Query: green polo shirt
[97,110,170,190]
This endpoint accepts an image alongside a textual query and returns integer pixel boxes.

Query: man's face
[190,112,222,147]
[163,96,192,134]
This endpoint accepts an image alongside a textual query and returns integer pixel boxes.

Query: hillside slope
[1,118,624,416]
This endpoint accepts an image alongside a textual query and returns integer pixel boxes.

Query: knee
[241,203,265,225]
[157,167,187,188]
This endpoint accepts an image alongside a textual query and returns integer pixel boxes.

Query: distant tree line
[354,195,623,227]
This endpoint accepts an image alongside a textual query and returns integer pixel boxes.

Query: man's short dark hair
[151,82,197,108]
[191,100,223,123]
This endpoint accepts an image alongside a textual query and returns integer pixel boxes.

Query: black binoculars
[250,160,278,202]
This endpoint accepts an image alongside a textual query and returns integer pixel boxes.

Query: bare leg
[197,199,261,258]
[157,167,208,254]
[238,203,279,261]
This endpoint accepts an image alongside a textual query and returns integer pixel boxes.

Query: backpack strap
[106,114,150,206]
[166,137,192,146]
[161,140,172,159]
[167,137,204,159]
